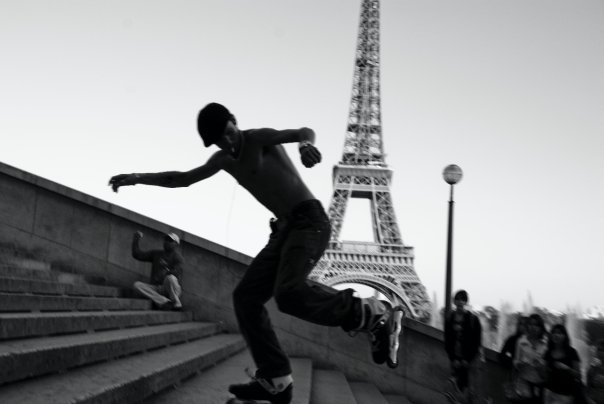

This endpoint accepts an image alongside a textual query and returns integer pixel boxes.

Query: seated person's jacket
[133,248,184,285]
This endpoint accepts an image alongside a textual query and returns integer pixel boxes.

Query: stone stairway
[0,257,246,404]
[0,256,413,404]
[145,350,413,404]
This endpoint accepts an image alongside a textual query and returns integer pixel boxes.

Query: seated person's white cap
[166,233,180,244]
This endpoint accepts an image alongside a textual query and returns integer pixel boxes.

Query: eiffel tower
[309,0,431,322]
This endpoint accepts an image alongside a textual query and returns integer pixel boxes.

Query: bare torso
[219,129,316,218]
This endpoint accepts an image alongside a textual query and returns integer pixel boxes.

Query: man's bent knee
[164,274,178,285]
[274,287,305,315]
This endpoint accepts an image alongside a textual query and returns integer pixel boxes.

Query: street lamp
[443,164,463,316]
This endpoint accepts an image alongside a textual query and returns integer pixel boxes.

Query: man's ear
[231,115,237,126]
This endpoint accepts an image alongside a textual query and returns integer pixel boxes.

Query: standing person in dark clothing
[514,313,548,404]
[132,231,184,311]
[444,290,483,404]
[500,315,529,402]
[108,103,405,404]
[500,316,529,370]
[543,324,582,404]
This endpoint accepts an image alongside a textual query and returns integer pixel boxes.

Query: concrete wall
[0,161,508,404]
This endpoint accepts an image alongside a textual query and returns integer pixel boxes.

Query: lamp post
[443,164,463,316]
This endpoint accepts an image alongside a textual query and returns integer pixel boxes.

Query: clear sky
[1,0,603,312]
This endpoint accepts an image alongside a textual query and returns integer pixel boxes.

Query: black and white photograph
[1,1,603,403]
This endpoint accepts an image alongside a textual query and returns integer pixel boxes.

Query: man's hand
[109,174,138,193]
[133,231,144,240]
[299,142,321,168]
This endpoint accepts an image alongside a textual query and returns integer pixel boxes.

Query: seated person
[132,231,183,311]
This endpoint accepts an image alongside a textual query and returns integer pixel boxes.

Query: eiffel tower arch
[309,0,431,322]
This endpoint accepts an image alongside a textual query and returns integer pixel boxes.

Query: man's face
[454,298,466,310]
[527,320,541,338]
[551,328,566,345]
[517,319,527,335]
[215,120,241,155]
[163,238,177,252]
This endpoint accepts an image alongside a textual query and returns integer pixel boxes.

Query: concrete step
[0,257,51,272]
[144,352,313,404]
[384,394,414,404]
[0,276,122,297]
[350,382,390,404]
[0,292,150,312]
[291,357,313,404]
[311,370,358,404]
[0,263,104,285]
[0,333,246,404]
[0,310,192,340]
[143,350,253,404]
[0,321,220,384]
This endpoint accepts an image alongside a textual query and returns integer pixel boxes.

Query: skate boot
[352,297,405,368]
[228,369,293,404]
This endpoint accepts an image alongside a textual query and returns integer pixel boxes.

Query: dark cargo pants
[232,199,359,378]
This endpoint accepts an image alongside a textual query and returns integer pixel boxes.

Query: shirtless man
[109,102,404,404]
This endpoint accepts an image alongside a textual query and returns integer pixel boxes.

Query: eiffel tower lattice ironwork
[309,0,431,322]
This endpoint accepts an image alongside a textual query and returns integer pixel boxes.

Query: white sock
[271,374,293,392]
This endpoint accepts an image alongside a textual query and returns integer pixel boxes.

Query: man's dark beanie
[454,290,469,302]
[197,103,232,147]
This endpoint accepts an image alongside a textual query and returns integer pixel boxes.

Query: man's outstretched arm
[109,151,226,192]
[250,127,315,146]
[249,127,321,168]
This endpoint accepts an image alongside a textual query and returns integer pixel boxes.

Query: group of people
[499,314,604,404]
[442,290,604,404]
